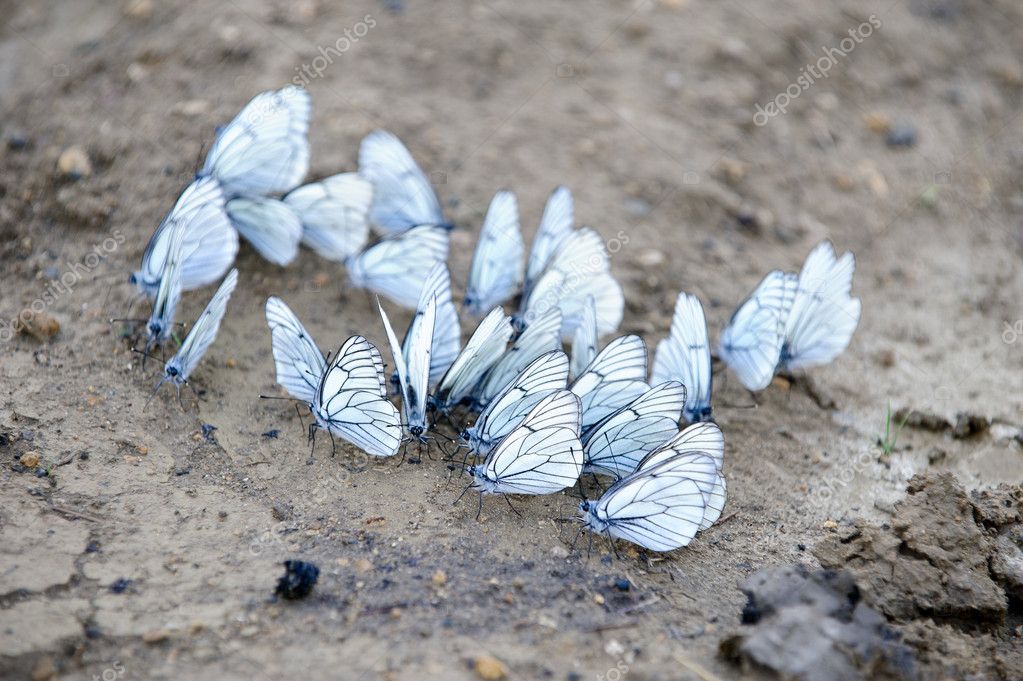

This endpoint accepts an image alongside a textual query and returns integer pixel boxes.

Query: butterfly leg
[307,423,317,465]
[475,492,484,521]
[502,494,522,518]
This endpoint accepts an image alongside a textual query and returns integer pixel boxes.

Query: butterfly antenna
[329,432,337,458]
[452,481,474,508]
[143,376,169,411]
[476,492,484,521]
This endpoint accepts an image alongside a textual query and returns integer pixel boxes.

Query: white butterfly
[284,173,374,262]
[474,307,562,407]
[578,452,714,552]
[518,226,623,340]
[358,130,448,234]
[201,86,311,198]
[130,177,238,298]
[638,422,726,529]
[719,270,797,391]
[153,268,238,397]
[571,335,650,433]
[523,186,574,299]
[432,307,513,414]
[581,381,687,479]
[465,389,582,502]
[225,196,303,266]
[651,291,713,423]
[570,295,598,380]
[462,350,570,457]
[265,298,399,458]
[779,240,861,371]
[379,296,435,441]
[347,225,450,308]
[401,262,460,387]
[464,190,524,317]
[143,222,186,352]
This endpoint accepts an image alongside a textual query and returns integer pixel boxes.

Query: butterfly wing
[480,390,582,495]
[347,224,450,308]
[570,295,598,380]
[265,296,327,404]
[464,190,524,316]
[651,291,712,423]
[524,186,573,297]
[402,262,460,386]
[358,130,444,234]
[133,177,238,297]
[145,224,186,348]
[643,421,725,471]
[434,307,513,410]
[167,268,239,381]
[286,173,373,261]
[581,381,686,478]
[718,270,797,390]
[781,241,860,371]
[468,350,570,455]
[202,86,311,197]
[226,196,303,266]
[475,307,562,406]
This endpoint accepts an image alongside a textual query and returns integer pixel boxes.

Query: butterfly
[581,381,687,479]
[578,438,724,552]
[151,268,238,402]
[432,307,513,414]
[719,270,797,391]
[517,227,623,340]
[143,221,186,353]
[473,307,562,408]
[571,334,650,434]
[570,295,598,380]
[201,86,311,198]
[346,224,450,308]
[358,130,449,234]
[523,186,574,299]
[464,190,524,317]
[404,262,460,387]
[378,296,435,442]
[130,177,238,299]
[224,196,303,266]
[265,297,401,458]
[464,389,583,512]
[284,172,374,262]
[651,291,713,423]
[637,422,726,530]
[462,350,570,457]
[779,240,861,371]
[200,87,312,264]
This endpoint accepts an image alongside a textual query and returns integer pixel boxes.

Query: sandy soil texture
[2,1,1022,679]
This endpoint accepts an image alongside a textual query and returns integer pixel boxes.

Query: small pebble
[886,123,918,148]
[275,559,319,599]
[474,655,508,680]
[109,578,132,594]
[57,146,92,179]
[613,578,631,591]
[15,310,60,340]
[21,451,41,469]
[142,628,170,643]
[432,569,447,586]
[593,593,605,605]
[864,112,890,134]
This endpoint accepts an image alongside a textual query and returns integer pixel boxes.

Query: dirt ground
[2,0,1023,679]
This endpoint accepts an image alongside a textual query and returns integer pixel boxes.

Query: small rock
[225,358,237,368]
[593,593,605,605]
[822,519,838,530]
[124,0,155,19]
[864,112,891,134]
[636,249,665,267]
[56,146,92,179]
[109,578,132,594]
[21,451,41,469]
[432,569,447,586]
[142,628,170,643]
[31,657,56,681]
[7,132,30,150]
[126,62,148,83]
[275,559,319,600]
[172,100,209,117]
[354,558,373,573]
[474,655,508,680]
[614,578,631,591]
[715,157,747,185]
[886,123,918,148]
[15,309,60,340]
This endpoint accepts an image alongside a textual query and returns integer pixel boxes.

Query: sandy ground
[2,0,1023,679]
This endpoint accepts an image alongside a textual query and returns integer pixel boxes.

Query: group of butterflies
[125,86,860,554]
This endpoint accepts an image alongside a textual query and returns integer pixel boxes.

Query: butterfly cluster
[127,87,860,555]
